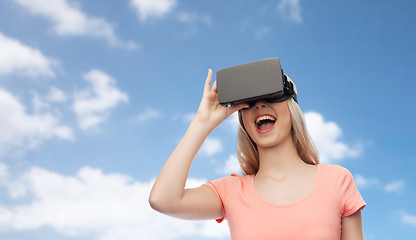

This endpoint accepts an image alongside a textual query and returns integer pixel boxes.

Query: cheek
[276,104,291,124]
[283,113,293,134]
[274,105,292,132]
[240,111,250,129]
[241,112,257,138]
[280,109,291,127]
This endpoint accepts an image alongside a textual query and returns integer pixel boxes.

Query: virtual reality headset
[216,58,297,106]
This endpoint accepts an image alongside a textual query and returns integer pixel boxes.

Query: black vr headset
[216,58,297,107]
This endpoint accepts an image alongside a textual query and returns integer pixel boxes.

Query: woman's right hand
[150,69,246,220]
[194,69,248,130]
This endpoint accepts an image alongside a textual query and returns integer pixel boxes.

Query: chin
[254,134,292,149]
[254,138,282,149]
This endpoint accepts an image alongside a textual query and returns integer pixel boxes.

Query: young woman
[149,69,366,239]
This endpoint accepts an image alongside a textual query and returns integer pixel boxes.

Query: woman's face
[241,100,292,148]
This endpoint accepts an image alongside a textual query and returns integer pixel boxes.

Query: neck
[256,136,306,178]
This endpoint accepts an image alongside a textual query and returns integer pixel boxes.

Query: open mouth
[255,114,276,133]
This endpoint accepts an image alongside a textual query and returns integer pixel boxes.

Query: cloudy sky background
[0,0,415,239]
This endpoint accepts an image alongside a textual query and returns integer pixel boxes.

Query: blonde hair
[236,98,319,175]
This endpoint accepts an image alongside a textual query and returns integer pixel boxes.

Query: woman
[149,69,366,239]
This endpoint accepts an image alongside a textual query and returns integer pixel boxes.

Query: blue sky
[0,0,415,239]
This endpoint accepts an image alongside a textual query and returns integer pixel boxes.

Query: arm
[341,209,364,240]
[149,69,247,220]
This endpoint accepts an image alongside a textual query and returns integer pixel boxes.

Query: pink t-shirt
[204,164,366,240]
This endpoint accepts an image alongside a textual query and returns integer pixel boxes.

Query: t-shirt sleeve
[204,181,226,223]
[339,167,366,217]
[203,173,238,223]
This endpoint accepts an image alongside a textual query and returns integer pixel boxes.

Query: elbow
[148,192,163,212]
[148,191,175,214]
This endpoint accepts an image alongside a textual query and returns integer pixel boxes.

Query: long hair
[236,98,319,175]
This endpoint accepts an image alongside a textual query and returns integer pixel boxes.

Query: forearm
[149,69,246,216]
[149,120,213,212]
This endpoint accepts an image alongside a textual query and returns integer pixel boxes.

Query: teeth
[256,115,276,124]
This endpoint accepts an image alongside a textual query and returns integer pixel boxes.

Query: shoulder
[318,164,355,186]
[317,164,366,214]
[206,173,251,191]
[319,164,352,176]
[204,173,251,203]
[210,173,250,185]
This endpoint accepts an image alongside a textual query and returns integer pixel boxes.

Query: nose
[253,100,267,109]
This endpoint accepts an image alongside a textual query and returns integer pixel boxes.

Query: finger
[211,80,218,92]
[229,103,250,114]
[204,69,212,92]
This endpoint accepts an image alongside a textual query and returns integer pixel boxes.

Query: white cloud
[129,0,211,38]
[72,69,128,130]
[385,180,405,193]
[0,164,229,240]
[401,212,416,227]
[352,174,406,195]
[29,87,67,114]
[0,88,73,156]
[222,112,239,133]
[354,174,380,189]
[0,162,9,180]
[200,137,223,157]
[46,86,67,103]
[14,0,136,49]
[130,0,177,22]
[176,10,213,38]
[255,26,272,39]
[182,112,196,123]
[277,0,302,23]
[0,32,56,77]
[305,112,362,163]
[217,154,242,175]
[137,107,163,122]
[177,11,212,25]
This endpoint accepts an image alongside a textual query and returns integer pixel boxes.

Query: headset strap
[282,71,298,103]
